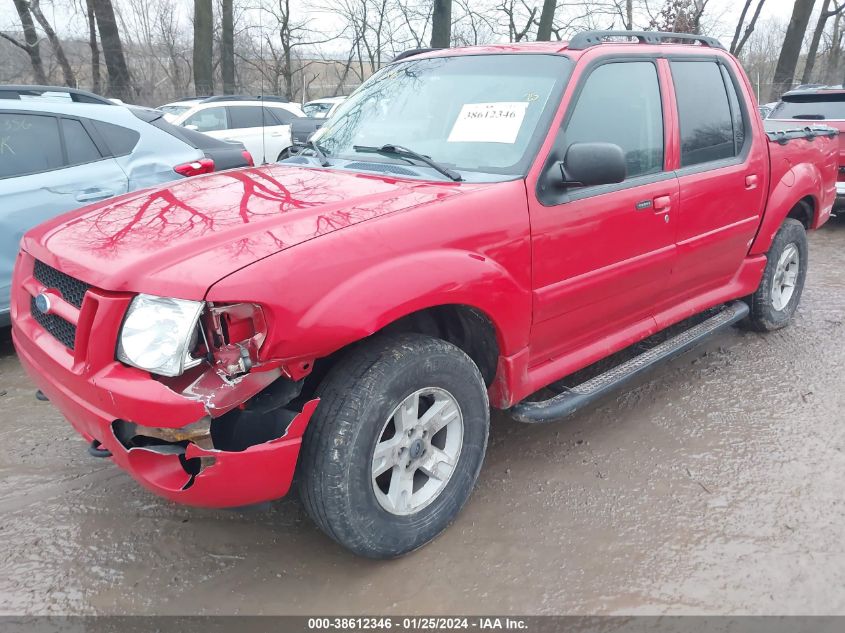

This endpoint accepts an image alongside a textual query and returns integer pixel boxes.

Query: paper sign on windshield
[447,102,529,144]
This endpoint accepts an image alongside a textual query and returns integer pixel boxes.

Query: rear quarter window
[0,112,64,178]
[91,120,140,157]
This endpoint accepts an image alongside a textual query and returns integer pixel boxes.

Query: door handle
[745,174,759,190]
[653,195,672,212]
[75,188,114,202]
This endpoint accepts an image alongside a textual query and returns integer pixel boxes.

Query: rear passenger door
[228,106,294,163]
[528,59,679,365]
[665,59,768,304]
[0,111,128,313]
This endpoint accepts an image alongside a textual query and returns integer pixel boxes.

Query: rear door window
[266,107,296,125]
[671,61,736,167]
[563,61,664,179]
[184,106,229,132]
[0,113,63,178]
[61,118,102,165]
[228,106,267,129]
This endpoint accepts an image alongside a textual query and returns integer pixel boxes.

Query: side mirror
[184,124,199,131]
[559,142,626,188]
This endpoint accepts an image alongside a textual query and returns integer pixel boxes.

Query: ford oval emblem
[34,293,52,314]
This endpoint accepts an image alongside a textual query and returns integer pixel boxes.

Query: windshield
[314,54,572,178]
[771,96,845,120]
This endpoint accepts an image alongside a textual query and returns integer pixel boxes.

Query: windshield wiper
[300,139,330,166]
[352,144,462,181]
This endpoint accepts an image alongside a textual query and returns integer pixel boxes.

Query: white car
[165,96,305,164]
[302,96,347,118]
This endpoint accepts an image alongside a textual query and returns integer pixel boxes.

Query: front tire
[743,218,808,331]
[297,333,489,558]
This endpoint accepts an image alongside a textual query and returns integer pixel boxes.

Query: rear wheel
[297,333,489,558]
[277,147,292,161]
[743,218,808,331]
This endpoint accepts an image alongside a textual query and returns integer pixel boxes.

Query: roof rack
[0,84,114,105]
[568,30,724,51]
[200,94,289,104]
[392,48,442,62]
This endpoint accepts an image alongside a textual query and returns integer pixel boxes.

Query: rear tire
[277,147,292,161]
[743,218,808,331]
[297,333,489,559]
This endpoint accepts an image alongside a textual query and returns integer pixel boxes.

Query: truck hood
[22,165,465,299]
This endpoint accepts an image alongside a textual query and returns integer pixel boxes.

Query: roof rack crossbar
[568,30,725,51]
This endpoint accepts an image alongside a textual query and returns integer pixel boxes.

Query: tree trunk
[30,0,76,86]
[828,13,844,84]
[731,0,766,56]
[221,0,235,94]
[193,0,214,95]
[770,0,817,101]
[11,0,48,84]
[430,0,452,48]
[802,0,841,83]
[92,0,132,100]
[626,0,633,29]
[536,0,556,41]
[85,0,101,94]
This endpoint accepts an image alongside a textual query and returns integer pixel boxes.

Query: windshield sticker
[447,102,530,144]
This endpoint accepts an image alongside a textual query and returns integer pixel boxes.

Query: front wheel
[743,218,808,331]
[297,333,489,558]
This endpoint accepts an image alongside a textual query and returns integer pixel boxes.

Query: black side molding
[508,301,749,424]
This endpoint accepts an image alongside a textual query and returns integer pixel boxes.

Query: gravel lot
[1,216,843,616]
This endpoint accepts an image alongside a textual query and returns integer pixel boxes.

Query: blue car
[0,85,253,325]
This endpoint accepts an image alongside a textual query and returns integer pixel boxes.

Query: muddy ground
[0,217,843,616]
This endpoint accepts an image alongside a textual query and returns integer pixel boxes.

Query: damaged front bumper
[13,324,318,508]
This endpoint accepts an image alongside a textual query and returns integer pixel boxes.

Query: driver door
[528,58,679,366]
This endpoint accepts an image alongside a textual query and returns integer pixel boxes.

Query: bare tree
[802,0,844,83]
[729,0,766,55]
[193,0,214,94]
[536,0,556,41]
[498,0,537,42]
[2,0,48,84]
[221,0,235,93]
[85,0,101,93]
[431,0,452,46]
[93,0,132,99]
[770,0,817,100]
[648,0,710,34]
[29,0,75,86]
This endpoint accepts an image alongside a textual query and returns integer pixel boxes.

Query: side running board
[509,301,750,424]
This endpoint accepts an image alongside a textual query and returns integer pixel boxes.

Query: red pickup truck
[11,31,838,558]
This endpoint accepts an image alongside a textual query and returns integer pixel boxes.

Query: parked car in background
[167,96,305,163]
[157,96,210,121]
[758,102,777,119]
[769,86,845,205]
[0,86,253,325]
[10,33,837,559]
[302,96,347,118]
[283,98,348,158]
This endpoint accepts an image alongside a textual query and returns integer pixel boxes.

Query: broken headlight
[117,294,205,377]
